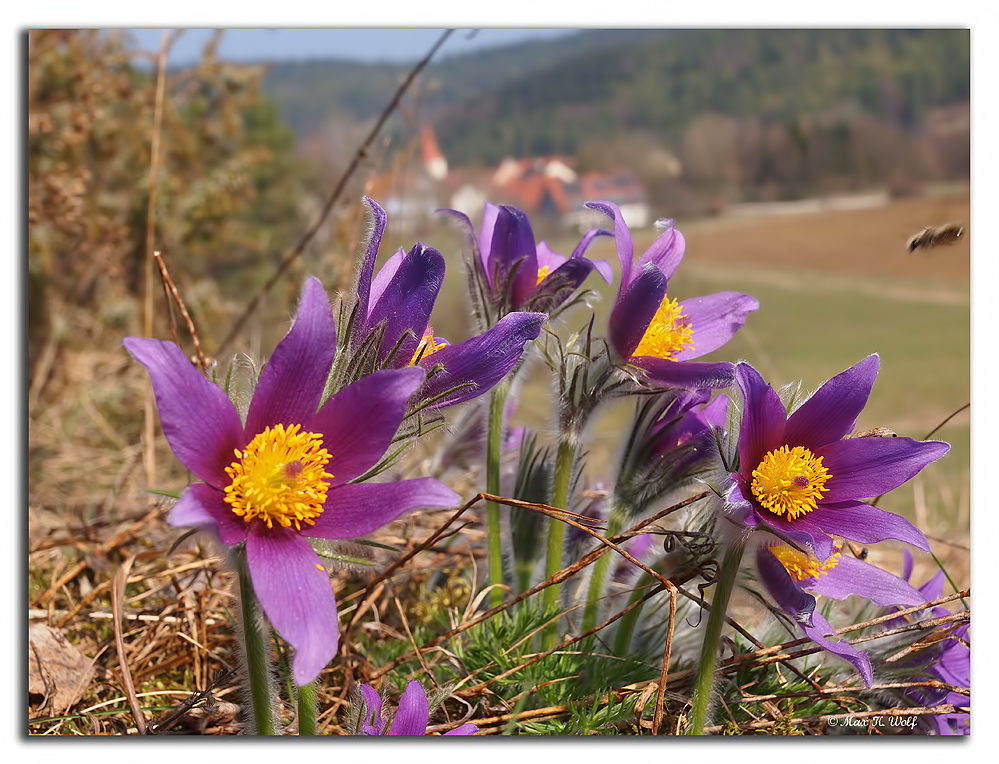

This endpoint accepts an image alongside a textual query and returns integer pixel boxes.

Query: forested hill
[261,30,659,136]
[262,29,969,165]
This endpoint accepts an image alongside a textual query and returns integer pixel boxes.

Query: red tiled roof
[420,124,445,165]
[492,157,644,217]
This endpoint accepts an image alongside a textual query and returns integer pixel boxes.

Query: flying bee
[906,222,965,253]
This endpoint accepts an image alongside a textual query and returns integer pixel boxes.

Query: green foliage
[447,606,654,734]
[352,585,663,735]
[509,431,552,593]
[519,691,637,736]
[723,637,864,734]
[28,29,312,338]
[433,29,969,165]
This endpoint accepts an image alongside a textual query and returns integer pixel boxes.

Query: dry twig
[111,555,146,734]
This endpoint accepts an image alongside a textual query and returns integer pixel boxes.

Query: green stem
[581,507,625,634]
[484,380,510,608]
[237,552,276,735]
[297,680,318,735]
[612,570,656,656]
[542,438,575,649]
[686,536,746,735]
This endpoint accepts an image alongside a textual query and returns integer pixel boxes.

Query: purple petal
[590,258,614,284]
[783,355,880,451]
[633,358,736,390]
[246,526,339,686]
[169,484,218,529]
[609,264,667,359]
[636,219,686,283]
[363,243,444,368]
[389,680,429,735]
[123,337,243,489]
[756,545,817,626]
[936,633,970,685]
[355,197,388,327]
[655,389,711,450]
[478,203,499,287]
[169,483,248,546]
[622,534,657,564]
[309,478,459,540]
[806,500,931,551]
[725,478,759,527]
[735,362,787,483]
[807,555,926,607]
[750,501,837,560]
[802,610,873,687]
[437,207,484,276]
[310,367,425,484]
[490,205,539,308]
[902,549,915,582]
[817,437,950,502]
[359,684,385,735]
[917,570,947,604]
[367,247,407,321]
[671,292,759,361]
[563,227,614,284]
[529,258,603,315]
[443,723,480,735]
[245,278,336,435]
[568,227,613,274]
[586,201,634,286]
[419,312,544,407]
[699,393,730,430]
[536,241,566,271]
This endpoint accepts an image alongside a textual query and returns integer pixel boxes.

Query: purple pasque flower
[727,355,949,562]
[588,200,758,390]
[615,388,729,515]
[439,201,613,319]
[756,540,926,687]
[358,681,478,735]
[348,198,544,408]
[646,388,729,474]
[888,551,970,734]
[123,278,460,686]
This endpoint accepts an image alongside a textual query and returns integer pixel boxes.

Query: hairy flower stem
[297,680,318,735]
[485,380,511,608]
[581,506,626,634]
[542,437,576,649]
[237,552,276,735]
[687,536,746,735]
[612,570,656,656]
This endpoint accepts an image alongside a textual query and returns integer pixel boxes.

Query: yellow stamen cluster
[751,445,831,519]
[409,328,448,366]
[224,423,333,531]
[632,295,695,360]
[769,543,842,582]
[536,265,551,285]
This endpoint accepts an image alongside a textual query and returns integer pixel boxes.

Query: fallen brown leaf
[28,623,95,716]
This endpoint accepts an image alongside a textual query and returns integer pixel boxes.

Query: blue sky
[124,29,578,65]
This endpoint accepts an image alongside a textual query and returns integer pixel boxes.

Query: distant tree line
[435,29,969,165]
